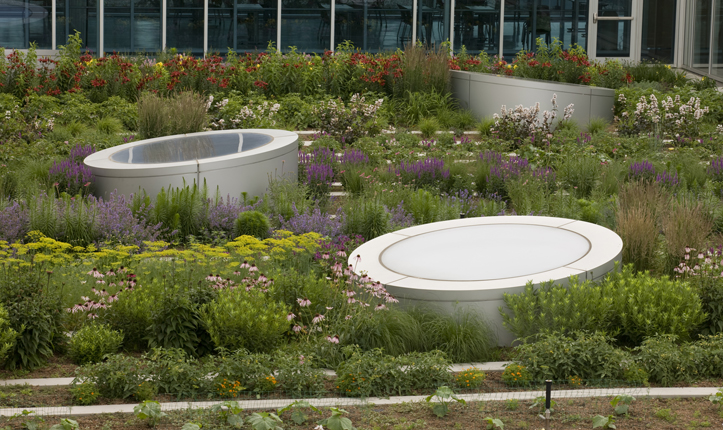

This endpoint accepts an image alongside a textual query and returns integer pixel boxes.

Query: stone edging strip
[0,362,511,388]
[0,387,716,417]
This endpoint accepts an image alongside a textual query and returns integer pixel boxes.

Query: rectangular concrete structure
[450,71,616,126]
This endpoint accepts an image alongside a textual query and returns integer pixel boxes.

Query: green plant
[200,289,289,353]
[477,117,495,136]
[586,118,609,135]
[709,388,723,408]
[482,417,504,429]
[501,363,533,386]
[277,400,321,425]
[234,211,271,239]
[611,395,635,415]
[505,399,519,411]
[411,307,497,362]
[0,303,18,366]
[211,401,244,428]
[318,407,354,430]
[247,412,283,430]
[273,351,326,396]
[134,381,158,401]
[418,117,440,138]
[67,322,123,365]
[0,276,62,370]
[555,119,579,133]
[134,400,167,427]
[96,116,123,135]
[622,366,649,385]
[654,408,677,423]
[73,353,150,399]
[49,418,79,430]
[454,367,486,389]
[138,91,208,139]
[181,423,202,430]
[592,415,616,429]
[425,386,466,418]
[145,348,215,398]
[558,155,601,198]
[70,381,101,405]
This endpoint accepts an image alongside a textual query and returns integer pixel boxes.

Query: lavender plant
[394,157,450,189]
[48,144,96,197]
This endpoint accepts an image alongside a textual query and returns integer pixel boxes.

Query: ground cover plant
[1,35,723,405]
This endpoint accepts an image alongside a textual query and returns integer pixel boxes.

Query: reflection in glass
[414,0,450,47]
[688,0,711,73]
[104,0,161,53]
[57,0,98,53]
[595,0,631,57]
[502,1,587,60]
[208,0,277,53]
[280,0,327,52]
[340,0,411,52]
[166,0,204,54]
[640,0,675,63]
[454,0,500,56]
[711,0,723,79]
[0,0,52,48]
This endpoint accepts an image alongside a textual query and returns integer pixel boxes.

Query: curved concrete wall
[451,71,616,125]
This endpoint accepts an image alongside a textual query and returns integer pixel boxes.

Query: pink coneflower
[292,325,303,333]
[96,280,105,284]
[375,304,387,311]
[287,312,296,321]
[326,335,340,344]
[345,290,356,297]
[108,294,118,303]
[354,254,362,263]
[106,270,116,276]
[384,294,399,304]
[249,264,259,273]
[336,250,347,258]
[345,315,352,320]
[81,296,90,302]
[347,298,356,304]
[312,314,325,324]
[297,298,312,307]
[326,306,333,310]
[87,313,98,319]
[299,355,305,364]
[322,253,330,260]
[258,274,267,282]
[233,271,241,276]
[240,261,250,269]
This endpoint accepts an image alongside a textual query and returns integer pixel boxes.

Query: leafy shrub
[311,94,384,144]
[234,211,271,240]
[634,334,697,385]
[0,304,18,366]
[67,322,123,365]
[455,367,486,389]
[96,116,123,135]
[201,289,289,353]
[334,346,451,397]
[214,349,274,393]
[501,279,613,339]
[512,331,630,381]
[558,155,600,198]
[145,348,215,398]
[501,363,532,386]
[273,352,326,397]
[73,353,150,399]
[0,275,62,370]
[70,382,101,405]
[605,267,705,344]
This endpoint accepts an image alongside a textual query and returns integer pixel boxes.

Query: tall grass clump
[662,198,712,271]
[586,117,609,135]
[410,307,497,362]
[339,309,423,356]
[558,155,601,198]
[139,91,208,139]
[398,43,449,97]
[616,181,666,272]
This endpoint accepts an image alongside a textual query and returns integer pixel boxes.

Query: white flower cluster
[617,93,709,139]
[209,99,280,130]
[311,94,384,144]
[491,93,574,144]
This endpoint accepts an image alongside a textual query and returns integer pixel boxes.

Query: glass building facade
[0,0,718,80]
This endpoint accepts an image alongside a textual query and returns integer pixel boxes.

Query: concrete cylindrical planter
[451,70,616,125]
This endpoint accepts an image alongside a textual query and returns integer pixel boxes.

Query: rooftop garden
[1,33,723,428]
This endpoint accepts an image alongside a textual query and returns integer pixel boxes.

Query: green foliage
[708,388,723,408]
[482,417,504,429]
[73,353,150,399]
[273,351,326,396]
[654,408,677,423]
[210,401,244,428]
[277,401,321,425]
[425,386,466,418]
[234,211,271,239]
[454,367,486,389]
[592,415,616,429]
[418,117,440,138]
[477,117,496,136]
[558,155,601,198]
[150,181,209,241]
[409,307,497,362]
[586,118,609,135]
[67,322,123,365]
[0,276,61,370]
[0,303,18,366]
[138,91,208,139]
[339,308,423,356]
[318,407,354,430]
[134,400,167,427]
[500,279,613,339]
[247,412,283,430]
[335,346,451,397]
[70,381,100,405]
[501,363,533,386]
[634,334,696,385]
[343,198,389,240]
[611,395,635,415]
[96,116,123,135]
[512,331,630,381]
[201,289,289,353]
[49,418,80,430]
[145,348,215,398]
